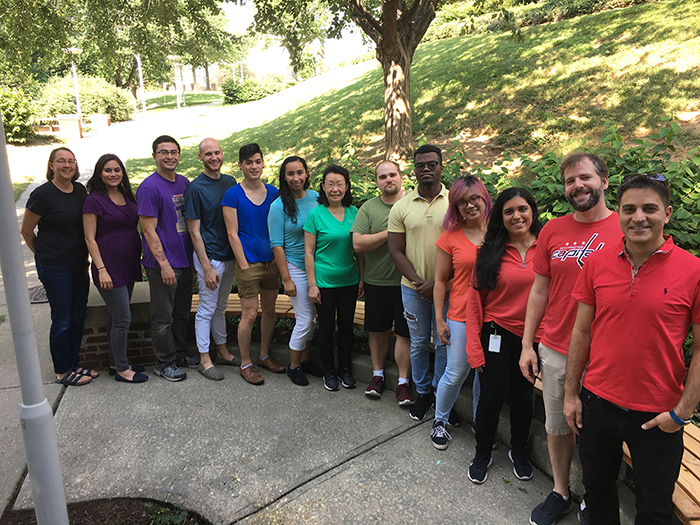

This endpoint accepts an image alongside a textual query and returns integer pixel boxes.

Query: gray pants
[97,282,135,372]
[145,267,193,369]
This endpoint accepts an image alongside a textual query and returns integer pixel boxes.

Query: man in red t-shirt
[521,152,621,525]
[564,174,700,524]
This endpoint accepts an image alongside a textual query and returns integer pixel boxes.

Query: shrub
[35,76,133,122]
[221,76,286,105]
[0,86,35,143]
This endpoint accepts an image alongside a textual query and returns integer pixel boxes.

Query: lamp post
[64,48,82,117]
[166,55,184,109]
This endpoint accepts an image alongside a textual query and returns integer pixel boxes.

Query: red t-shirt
[466,242,543,368]
[436,228,479,322]
[573,236,700,412]
[533,213,621,354]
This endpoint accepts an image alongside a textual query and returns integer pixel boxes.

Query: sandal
[74,367,99,378]
[56,371,92,386]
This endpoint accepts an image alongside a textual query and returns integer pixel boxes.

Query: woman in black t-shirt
[21,147,95,386]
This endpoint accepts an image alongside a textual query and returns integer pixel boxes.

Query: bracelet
[669,408,691,426]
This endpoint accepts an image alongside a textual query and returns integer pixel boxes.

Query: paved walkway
[0,63,635,523]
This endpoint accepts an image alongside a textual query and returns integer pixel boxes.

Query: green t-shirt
[351,195,402,286]
[304,205,360,288]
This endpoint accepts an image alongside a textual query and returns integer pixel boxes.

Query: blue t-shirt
[184,172,237,261]
[267,190,319,271]
[136,172,193,269]
[303,205,359,288]
[221,183,278,264]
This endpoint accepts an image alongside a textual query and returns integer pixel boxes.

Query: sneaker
[323,371,339,391]
[431,421,452,450]
[154,365,187,382]
[447,408,461,427]
[338,368,356,389]
[301,360,324,377]
[287,367,309,386]
[365,376,384,397]
[578,506,590,525]
[530,490,574,525]
[409,392,434,421]
[468,452,493,484]
[396,384,415,406]
[176,354,200,369]
[508,448,533,480]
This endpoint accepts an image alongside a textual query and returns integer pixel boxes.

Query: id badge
[488,334,501,353]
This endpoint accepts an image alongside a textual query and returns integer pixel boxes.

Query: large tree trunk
[380,49,413,161]
[204,62,211,90]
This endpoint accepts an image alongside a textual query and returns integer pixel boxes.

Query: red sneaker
[396,383,415,406]
[365,375,384,397]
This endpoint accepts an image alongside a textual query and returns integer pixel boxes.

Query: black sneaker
[530,490,574,525]
[431,421,452,450]
[176,354,200,369]
[323,371,339,391]
[447,408,461,427]
[468,452,492,484]
[287,367,309,386]
[338,368,356,389]
[409,392,434,421]
[578,506,590,525]
[301,360,324,377]
[509,447,533,480]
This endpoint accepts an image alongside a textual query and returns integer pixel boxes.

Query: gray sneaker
[177,354,200,369]
[530,490,574,525]
[197,364,224,381]
[154,365,187,382]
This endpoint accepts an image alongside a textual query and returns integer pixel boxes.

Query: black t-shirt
[26,181,88,266]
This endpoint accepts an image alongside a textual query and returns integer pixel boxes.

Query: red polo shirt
[572,236,700,412]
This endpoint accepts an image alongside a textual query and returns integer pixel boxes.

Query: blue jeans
[578,387,683,525]
[36,260,90,374]
[401,285,447,395]
[434,318,480,423]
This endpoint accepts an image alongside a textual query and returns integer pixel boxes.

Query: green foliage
[0,86,35,143]
[145,502,189,525]
[35,76,133,122]
[221,77,285,105]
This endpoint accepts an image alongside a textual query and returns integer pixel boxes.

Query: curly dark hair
[277,156,310,224]
[86,154,136,203]
[474,187,541,291]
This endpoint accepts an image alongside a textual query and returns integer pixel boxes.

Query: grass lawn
[126,0,700,184]
[145,91,223,112]
[12,180,31,201]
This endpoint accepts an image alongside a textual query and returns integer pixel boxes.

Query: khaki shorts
[540,342,574,436]
[234,260,280,298]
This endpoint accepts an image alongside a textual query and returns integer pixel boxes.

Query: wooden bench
[533,377,700,523]
[190,293,367,330]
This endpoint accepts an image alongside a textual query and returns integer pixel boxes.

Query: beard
[567,186,603,212]
[383,185,400,196]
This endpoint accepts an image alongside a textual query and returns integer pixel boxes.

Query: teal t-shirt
[267,190,319,271]
[303,205,359,288]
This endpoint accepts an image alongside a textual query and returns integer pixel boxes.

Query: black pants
[316,284,358,374]
[475,322,534,454]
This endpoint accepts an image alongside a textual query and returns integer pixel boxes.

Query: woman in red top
[465,187,543,485]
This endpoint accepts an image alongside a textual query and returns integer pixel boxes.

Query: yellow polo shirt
[388,184,450,290]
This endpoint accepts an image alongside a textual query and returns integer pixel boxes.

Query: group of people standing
[20,136,700,525]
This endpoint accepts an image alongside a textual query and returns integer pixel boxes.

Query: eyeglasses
[156,149,180,157]
[54,159,76,166]
[457,194,482,209]
[415,161,439,171]
[324,181,346,189]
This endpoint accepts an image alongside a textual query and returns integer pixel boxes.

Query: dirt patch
[0,498,211,525]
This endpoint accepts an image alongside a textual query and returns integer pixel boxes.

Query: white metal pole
[0,116,69,525]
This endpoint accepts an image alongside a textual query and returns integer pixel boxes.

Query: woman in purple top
[83,154,146,383]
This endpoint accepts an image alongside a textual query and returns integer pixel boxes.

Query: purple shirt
[83,193,142,288]
[136,172,193,269]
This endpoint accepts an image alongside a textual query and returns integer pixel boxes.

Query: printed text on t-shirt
[551,233,606,268]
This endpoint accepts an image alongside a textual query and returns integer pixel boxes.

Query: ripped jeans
[401,284,448,395]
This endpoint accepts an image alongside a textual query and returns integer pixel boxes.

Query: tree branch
[345,0,382,44]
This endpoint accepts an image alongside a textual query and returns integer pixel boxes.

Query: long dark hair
[474,187,541,291]
[317,165,353,207]
[277,155,310,224]
[86,154,136,203]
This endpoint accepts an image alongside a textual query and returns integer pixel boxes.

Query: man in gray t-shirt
[184,138,239,381]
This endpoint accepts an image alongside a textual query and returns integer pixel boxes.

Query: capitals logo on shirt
[551,233,606,269]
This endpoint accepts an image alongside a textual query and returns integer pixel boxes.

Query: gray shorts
[540,342,574,436]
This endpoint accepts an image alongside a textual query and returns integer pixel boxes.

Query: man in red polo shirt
[564,174,700,524]
[521,152,621,525]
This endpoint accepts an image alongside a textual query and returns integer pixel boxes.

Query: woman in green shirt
[304,165,364,392]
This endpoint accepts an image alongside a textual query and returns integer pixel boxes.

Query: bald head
[198,138,223,178]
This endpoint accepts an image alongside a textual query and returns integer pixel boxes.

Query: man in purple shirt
[137,135,197,381]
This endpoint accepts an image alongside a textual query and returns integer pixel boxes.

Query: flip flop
[57,371,92,386]
[74,367,99,378]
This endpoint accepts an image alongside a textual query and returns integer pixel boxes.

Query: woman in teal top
[304,165,364,392]
[268,155,322,387]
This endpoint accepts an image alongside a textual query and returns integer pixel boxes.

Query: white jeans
[287,261,316,351]
[193,255,235,354]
